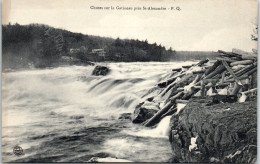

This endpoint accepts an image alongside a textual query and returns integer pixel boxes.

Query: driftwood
[144,92,184,127]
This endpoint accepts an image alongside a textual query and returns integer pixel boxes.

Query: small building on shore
[91,49,106,57]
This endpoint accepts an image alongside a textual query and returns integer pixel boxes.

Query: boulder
[169,97,257,163]
[92,65,110,76]
[132,102,159,124]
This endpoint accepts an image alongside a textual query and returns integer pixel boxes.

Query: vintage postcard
[2,0,258,163]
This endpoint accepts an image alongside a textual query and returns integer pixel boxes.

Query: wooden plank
[222,60,242,85]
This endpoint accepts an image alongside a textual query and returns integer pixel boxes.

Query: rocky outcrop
[169,97,257,163]
[92,65,110,76]
[132,101,160,124]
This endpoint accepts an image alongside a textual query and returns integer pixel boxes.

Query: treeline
[2,23,219,69]
[2,23,177,69]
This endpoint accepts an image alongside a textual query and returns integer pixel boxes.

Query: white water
[2,61,196,162]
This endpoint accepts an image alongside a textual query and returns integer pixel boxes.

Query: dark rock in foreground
[92,65,110,76]
[169,97,257,163]
[132,102,159,124]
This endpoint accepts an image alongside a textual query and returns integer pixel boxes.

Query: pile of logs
[143,48,257,127]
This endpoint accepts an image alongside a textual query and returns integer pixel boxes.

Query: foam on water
[2,61,197,162]
[125,116,172,138]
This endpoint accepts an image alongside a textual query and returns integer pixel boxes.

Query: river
[2,61,196,162]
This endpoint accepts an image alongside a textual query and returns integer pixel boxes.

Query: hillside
[2,23,219,69]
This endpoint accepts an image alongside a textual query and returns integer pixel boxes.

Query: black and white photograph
[1,0,258,163]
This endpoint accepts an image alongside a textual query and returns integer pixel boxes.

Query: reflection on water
[2,61,195,162]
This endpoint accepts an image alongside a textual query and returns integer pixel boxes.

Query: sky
[2,0,258,51]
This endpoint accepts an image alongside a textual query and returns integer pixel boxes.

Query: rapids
[2,61,195,162]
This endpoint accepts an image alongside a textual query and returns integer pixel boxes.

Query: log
[214,83,230,88]
[201,81,206,97]
[252,48,257,54]
[218,50,242,58]
[242,88,257,95]
[196,58,209,66]
[172,68,182,72]
[232,48,258,58]
[160,73,193,97]
[193,70,205,74]
[222,60,241,85]
[245,67,257,76]
[219,54,242,60]
[204,64,226,79]
[231,82,242,95]
[182,87,200,100]
[230,60,253,67]
[232,65,246,72]
[176,99,189,103]
[182,65,192,69]
[241,56,257,61]
[157,73,185,88]
[226,63,257,80]
[144,92,184,127]
[160,106,177,118]
[202,79,219,85]
[177,88,184,92]
[216,57,237,63]
[224,75,248,83]
[204,60,222,76]
[220,71,226,84]
[235,63,257,77]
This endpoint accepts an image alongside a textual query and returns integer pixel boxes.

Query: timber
[144,92,184,127]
